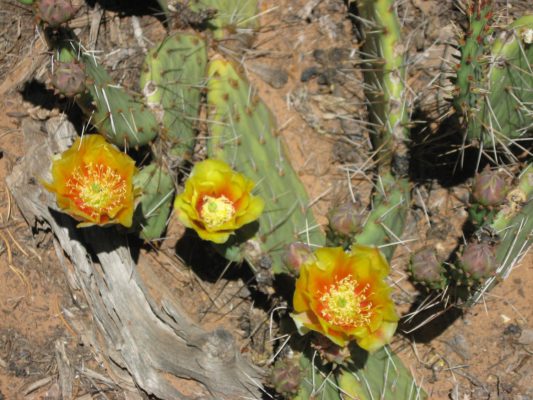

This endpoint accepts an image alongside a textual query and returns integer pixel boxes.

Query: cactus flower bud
[311,334,351,366]
[409,247,445,289]
[270,357,302,397]
[473,167,509,207]
[328,201,364,236]
[282,242,313,276]
[51,61,86,97]
[460,242,497,280]
[36,0,76,27]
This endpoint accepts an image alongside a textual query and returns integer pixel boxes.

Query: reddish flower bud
[51,61,86,97]
[282,242,313,276]
[460,242,497,280]
[473,167,509,207]
[409,247,445,289]
[328,201,364,236]
[36,0,76,27]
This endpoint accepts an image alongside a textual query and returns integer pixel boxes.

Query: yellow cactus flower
[174,159,264,244]
[292,246,399,352]
[42,134,136,228]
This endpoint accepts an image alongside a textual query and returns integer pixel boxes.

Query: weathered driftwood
[7,117,263,400]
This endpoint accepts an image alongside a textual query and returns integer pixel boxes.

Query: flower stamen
[200,195,236,229]
[67,163,127,219]
[319,275,373,327]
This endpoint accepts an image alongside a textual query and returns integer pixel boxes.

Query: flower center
[67,163,127,217]
[200,195,235,229]
[319,275,373,327]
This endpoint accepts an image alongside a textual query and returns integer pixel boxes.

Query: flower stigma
[200,195,236,229]
[319,275,373,327]
[67,163,127,218]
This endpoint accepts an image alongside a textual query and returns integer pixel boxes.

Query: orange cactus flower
[173,159,264,244]
[42,134,136,228]
[292,245,399,352]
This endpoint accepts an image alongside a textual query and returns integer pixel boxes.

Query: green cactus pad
[468,163,533,303]
[353,173,410,262]
[206,58,325,274]
[357,0,409,171]
[133,164,175,241]
[453,0,493,123]
[295,347,426,400]
[57,47,159,148]
[186,0,259,39]
[140,32,207,161]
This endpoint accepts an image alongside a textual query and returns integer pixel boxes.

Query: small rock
[518,329,533,346]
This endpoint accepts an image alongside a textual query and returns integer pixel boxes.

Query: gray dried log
[6,117,263,400]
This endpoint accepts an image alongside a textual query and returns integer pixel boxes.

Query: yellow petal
[356,320,398,353]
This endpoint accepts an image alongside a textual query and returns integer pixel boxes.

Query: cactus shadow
[20,80,86,135]
[399,291,463,343]
[175,230,243,282]
[85,0,165,20]
[408,110,489,187]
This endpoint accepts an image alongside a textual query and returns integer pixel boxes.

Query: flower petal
[291,245,398,352]
[173,159,263,243]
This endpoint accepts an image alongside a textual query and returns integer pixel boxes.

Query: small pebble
[518,328,533,346]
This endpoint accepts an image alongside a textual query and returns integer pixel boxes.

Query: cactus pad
[133,164,175,241]
[206,58,325,274]
[140,32,207,162]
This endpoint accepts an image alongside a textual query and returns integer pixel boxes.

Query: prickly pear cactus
[206,58,325,274]
[133,164,175,241]
[295,346,426,400]
[453,0,493,125]
[57,46,160,148]
[186,0,260,39]
[352,173,410,261]
[468,163,533,303]
[140,32,207,162]
[357,0,409,173]
[455,11,533,146]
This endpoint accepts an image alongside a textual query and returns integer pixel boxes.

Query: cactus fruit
[472,167,509,207]
[55,46,160,148]
[140,33,207,162]
[454,11,533,146]
[36,0,76,27]
[410,247,446,289]
[51,60,86,97]
[133,164,175,241]
[270,357,302,398]
[206,58,325,274]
